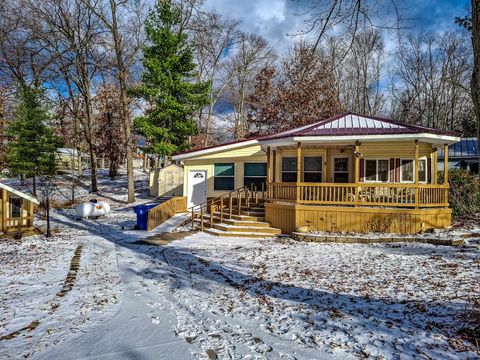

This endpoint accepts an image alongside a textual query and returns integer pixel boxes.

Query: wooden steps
[190,187,279,238]
[213,223,281,234]
[204,228,277,238]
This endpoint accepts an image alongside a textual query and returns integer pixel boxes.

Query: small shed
[56,148,88,173]
[0,183,39,235]
[438,137,479,174]
[149,164,184,197]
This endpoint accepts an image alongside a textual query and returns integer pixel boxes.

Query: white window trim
[363,158,390,183]
[399,158,428,184]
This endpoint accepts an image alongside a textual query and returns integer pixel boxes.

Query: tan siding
[183,155,267,198]
[193,144,265,160]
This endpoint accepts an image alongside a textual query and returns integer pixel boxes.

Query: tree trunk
[88,144,98,192]
[32,173,36,196]
[109,0,135,203]
[472,0,480,177]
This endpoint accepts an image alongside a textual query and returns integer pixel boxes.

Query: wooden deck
[265,182,451,234]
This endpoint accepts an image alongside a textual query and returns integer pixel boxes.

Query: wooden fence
[147,196,187,231]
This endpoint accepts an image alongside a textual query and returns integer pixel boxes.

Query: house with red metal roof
[172,113,460,236]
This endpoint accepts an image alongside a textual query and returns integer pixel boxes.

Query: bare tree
[294,0,402,68]
[473,0,480,175]
[247,41,342,135]
[224,33,276,139]
[390,32,473,131]
[81,0,147,203]
[94,82,126,180]
[28,0,106,193]
[190,11,240,146]
[323,29,385,115]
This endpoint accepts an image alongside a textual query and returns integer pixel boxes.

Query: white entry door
[187,170,207,208]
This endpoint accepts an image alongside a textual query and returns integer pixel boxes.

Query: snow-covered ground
[1,170,479,359]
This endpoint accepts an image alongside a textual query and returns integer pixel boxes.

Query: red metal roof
[173,112,459,157]
[260,112,459,140]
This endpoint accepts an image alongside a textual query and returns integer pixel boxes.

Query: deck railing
[190,183,266,230]
[267,182,449,208]
[147,196,187,231]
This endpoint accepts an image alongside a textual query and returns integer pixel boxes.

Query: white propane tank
[75,201,110,219]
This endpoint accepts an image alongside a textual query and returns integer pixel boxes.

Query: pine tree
[6,84,62,195]
[131,0,210,158]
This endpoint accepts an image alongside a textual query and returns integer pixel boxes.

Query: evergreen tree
[6,84,62,195]
[132,0,210,158]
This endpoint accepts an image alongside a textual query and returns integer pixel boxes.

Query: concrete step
[203,228,277,238]
[213,224,281,234]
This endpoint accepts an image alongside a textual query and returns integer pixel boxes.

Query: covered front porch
[262,138,453,234]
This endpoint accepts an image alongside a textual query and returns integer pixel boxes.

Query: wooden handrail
[147,196,187,231]
[189,183,266,231]
[267,182,449,208]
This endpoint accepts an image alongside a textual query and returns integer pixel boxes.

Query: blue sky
[204,0,470,54]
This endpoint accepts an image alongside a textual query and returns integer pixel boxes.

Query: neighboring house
[57,148,88,173]
[0,182,39,235]
[173,112,460,235]
[438,137,479,174]
[149,164,184,197]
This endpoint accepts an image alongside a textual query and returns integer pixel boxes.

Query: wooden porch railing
[147,196,187,231]
[3,216,34,233]
[190,183,266,230]
[267,182,449,207]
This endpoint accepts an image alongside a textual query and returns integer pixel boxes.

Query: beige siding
[183,155,267,198]
[192,144,264,160]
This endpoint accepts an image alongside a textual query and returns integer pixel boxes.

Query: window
[244,163,267,190]
[418,159,427,182]
[333,157,349,183]
[282,157,297,182]
[401,159,414,182]
[10,197,22,218]
[214,163,235,190]
[365,159,389,182]
[304,157,323,182]
[365,160,377,181]
[400,159,427,182]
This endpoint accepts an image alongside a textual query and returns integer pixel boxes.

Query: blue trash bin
[133,204,158,230]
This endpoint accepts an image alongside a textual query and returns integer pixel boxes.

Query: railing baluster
[229,193,233,218]
[220,196,224,223]
[210,204,214,228]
